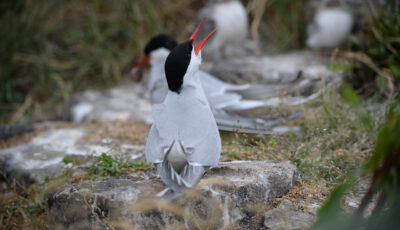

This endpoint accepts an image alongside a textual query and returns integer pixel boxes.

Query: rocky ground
[0,51,378,230]
[0,121,321,229]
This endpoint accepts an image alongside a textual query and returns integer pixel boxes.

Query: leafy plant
[61,155,82,165]
[90,153,150,177]
[339,0,400,97]
[311,3,400,226]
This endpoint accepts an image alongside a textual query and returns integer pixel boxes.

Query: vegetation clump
[89,152,150,177]
[336,0,400,97]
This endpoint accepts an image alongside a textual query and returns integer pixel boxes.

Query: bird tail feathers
[156,162,208,200]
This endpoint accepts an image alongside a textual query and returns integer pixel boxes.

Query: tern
[134,32,303,134]
[145,22,220,200]
[196,0,249,59]
[307,6,354,49]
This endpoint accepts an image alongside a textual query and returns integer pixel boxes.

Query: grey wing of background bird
[213,110,303,134]
[156,161,209,200]
[229,74,320,100]
[230,83,285,100]
[149,81,169,104]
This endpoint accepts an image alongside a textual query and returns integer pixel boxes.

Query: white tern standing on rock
[145,22,221,200]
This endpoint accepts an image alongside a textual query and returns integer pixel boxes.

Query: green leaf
[389,63,400,79]
[317,183,350,220]
[366,97,400,175]
[350,34,361,46]
[341,85,360,105]
[311,183,356,230]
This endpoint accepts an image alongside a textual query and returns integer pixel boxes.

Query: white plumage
[307,7,354,49]
[145,37,221,200]
[198,0,249,59]
[145,45,300,134]
[147,48,170,104]
[145,62,221,166]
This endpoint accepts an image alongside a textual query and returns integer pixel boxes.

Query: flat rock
[264,199,316,230]
[0,121,148,187]
[69,83,152,124]
[47,161,300,229]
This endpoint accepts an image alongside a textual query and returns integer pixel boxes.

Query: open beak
[190,19,205,41]
[190,19,216,56]
[133,55,150,68]
[194,29,216,56]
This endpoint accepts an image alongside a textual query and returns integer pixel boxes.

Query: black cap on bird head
[164,20,216,94]
[134,34,178,68]
[144,34,178,55]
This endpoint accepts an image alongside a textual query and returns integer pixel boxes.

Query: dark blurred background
[0,0,398,124]
[0,0,311,124]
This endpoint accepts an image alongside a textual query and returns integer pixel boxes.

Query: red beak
[194,29,216,56]
[190,19,216,56]
[133,56,150,68]
[190,19,205,42]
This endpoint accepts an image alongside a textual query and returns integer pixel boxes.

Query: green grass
[0,153,152,229]
[341,0,400,97]
[0,196,46,230]
[311,95,400,230]
[0,90,389,229]
[222,89,383,188]
[61,155,81,165]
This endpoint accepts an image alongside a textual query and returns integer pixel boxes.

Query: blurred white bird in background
[196,0,250,60]
[307,0,355,49]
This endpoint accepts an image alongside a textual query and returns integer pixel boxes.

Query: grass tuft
[89,152,151,177]
[222,89,383,189]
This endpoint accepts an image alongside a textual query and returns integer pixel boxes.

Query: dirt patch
[273,182,327,207]
[81,120,150,145]
[0,127,46,149]
[0,121,150,150]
